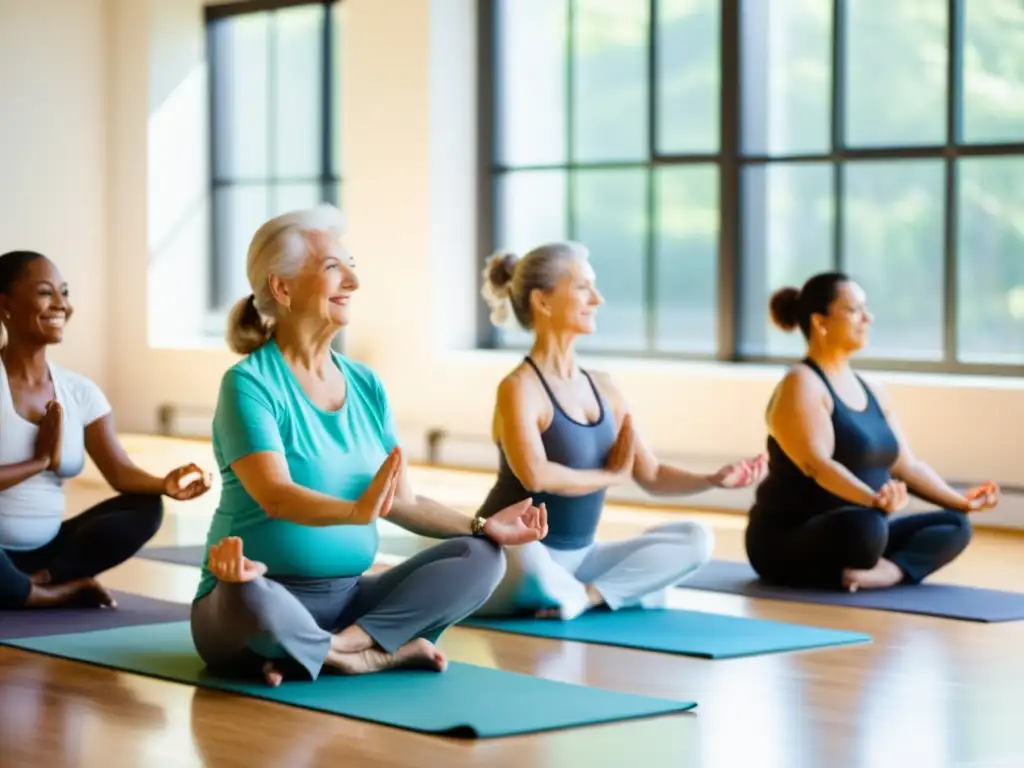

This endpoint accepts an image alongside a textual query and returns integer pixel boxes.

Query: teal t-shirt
[194,339,399,601]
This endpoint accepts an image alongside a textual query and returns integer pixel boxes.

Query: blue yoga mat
[680,560,1024,623]
[461,608,869,659]
[1,621,696,737]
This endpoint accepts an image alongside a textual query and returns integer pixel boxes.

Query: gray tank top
[475,357,617,550]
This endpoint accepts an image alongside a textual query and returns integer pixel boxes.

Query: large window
[483,0,1024,373]
[206,0,342,315]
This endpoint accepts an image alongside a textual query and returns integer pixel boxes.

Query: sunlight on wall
[148,64,212,348]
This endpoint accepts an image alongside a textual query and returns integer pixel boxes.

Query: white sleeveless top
[0,359,111,551]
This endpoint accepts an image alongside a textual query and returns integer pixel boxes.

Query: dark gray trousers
[190,536,506,680]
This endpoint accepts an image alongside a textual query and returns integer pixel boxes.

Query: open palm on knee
[208,536,267,582]
[964,481,1000,512]
[711,453,768,489]
[482,499,548,546]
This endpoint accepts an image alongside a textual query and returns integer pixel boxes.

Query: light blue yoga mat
[2,621,696,737]
[461,608,870,659]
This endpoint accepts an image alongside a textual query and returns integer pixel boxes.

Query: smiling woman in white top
[0,250,213,610]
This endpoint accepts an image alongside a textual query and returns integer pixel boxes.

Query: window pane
[272,5,324,178]
[956,157,1024,364]
[493,171,568,347]
[211,14,269,180]
[495,171,568,253]
[962,0,1024,144]
[332,3,344,177]
[653,165,718,353]
[572,0,649,163]
[271,183,323,217]
[573,168,648,351]
[842,160,945,360]
[213,185,270,310]
[739,163,834,357]
[740,0,832,156]
[844,0,947,148]
[494,0,568,166]
[656,0,720,154]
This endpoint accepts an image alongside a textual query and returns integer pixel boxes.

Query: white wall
[8,0,1019,528]
[0,0,109,387]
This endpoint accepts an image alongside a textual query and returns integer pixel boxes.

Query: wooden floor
[2,436,1023,768]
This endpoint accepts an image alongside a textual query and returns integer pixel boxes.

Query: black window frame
[204,0,342,316]
[478,0,1024,377]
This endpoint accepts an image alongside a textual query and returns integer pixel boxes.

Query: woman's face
[0,257,73,346]
[279,231,359,329]
[813,280,873,352]
[536,257,604,336]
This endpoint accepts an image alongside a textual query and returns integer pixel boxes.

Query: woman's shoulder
[50,363,106,399]
[781,362,823,387]
[49,364,112,421]
[495,361,546,408]
[218,352,276,404]
[768,363,832,415]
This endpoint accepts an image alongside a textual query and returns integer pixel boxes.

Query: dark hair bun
[485,251,518,292]
[769,287,801,332]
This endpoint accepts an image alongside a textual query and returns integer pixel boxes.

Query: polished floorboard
[1,435,1022,768]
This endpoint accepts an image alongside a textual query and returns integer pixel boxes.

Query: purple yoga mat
[0,591,191,640]
[680,560,1024,623]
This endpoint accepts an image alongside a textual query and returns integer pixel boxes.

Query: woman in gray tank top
[468,242,766,620]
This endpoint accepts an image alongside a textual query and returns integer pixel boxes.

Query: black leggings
[0,493,163,608]
[745,506,973,589]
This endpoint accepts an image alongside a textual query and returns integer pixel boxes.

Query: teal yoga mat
[2,622,696,737]
[461,608,870,659]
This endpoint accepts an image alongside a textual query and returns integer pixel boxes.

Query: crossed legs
[190,535,506,685]
[1,493,163,609]
[474,519,715,620]
[746,506,973,591]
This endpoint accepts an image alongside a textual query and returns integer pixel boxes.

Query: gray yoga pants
[190,536,506,680]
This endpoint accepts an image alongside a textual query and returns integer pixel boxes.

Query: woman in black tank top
[746,272,1000,592]
[470,243,766,620]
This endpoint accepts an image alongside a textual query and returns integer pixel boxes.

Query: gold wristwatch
[470,515,488,537]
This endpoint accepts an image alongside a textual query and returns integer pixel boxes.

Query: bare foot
[262,661,283,688]
[842,559,904,592]
[326,638,447,676]
[26,578,117,609]
[389,639,447,672]
[330,625,375,654]
[29,569,51,585]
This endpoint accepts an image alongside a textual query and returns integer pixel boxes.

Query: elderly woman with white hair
[191,205,547,687]
[471,242,767,621]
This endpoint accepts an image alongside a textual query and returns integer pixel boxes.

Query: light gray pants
[473,520,715,620]
[190,536,506,681]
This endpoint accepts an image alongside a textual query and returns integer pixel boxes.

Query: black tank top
[475,357,617,550]
[750,358,899,526]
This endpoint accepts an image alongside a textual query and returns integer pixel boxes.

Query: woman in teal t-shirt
[191,205,547,686]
